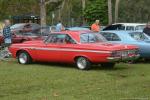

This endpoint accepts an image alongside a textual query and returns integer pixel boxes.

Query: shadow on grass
[29,62,130,71]
[4,58,150,71]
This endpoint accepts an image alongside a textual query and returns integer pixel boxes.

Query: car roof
[51,30,94,43]
[101,30,143,34]
[112,23,146,26]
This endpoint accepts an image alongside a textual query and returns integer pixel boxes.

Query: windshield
[129,32,149,41]
[80,33,107,43]
[103,24,125,30]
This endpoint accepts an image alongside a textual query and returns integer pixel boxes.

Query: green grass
[0,59,150,100]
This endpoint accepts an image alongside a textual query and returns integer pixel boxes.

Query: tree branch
[45,0,60,5]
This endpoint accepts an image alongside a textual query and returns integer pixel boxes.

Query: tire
[17,51,32,64]
[75,57,91,70]
[101,63,115,69]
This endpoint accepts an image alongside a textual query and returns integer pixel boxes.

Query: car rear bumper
[107,54,140,62]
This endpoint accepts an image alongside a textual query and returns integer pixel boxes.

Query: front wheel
[75,57,91,70]
[17,51,32,64]
[101,63,115,69]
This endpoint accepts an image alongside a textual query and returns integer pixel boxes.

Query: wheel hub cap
[19,53,27,64]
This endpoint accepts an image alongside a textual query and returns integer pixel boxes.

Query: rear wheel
[17,51,32,64]
[76,57,91,70]
[101,63,115,69]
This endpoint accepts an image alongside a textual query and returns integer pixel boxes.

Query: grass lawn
[0,59,150,100]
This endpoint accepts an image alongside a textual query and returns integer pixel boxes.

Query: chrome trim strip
[11,46,111,54]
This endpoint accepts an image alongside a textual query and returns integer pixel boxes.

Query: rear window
[101,32,121,41]
[80,33,107,43]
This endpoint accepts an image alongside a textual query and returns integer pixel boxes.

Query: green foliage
[83,0,108,25]
[119,0,150,23]
[1,0,150,25]
[0,0,39,20]
[0,60,150,100]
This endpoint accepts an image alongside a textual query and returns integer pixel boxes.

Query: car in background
[103,23,146,31]
[9,31,139,70]
[100,31,150,59]
[0,28,48,46]
[66,27,90,31]
[11,23,40,33]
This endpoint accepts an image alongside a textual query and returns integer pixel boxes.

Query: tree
[82,0,86,24]
[108,0,112,24]
[83,0,108,25]
[114,0,120,23]
[40,0,60,26]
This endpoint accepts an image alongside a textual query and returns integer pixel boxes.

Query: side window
[101,32,121,41]
[46,34,76,44]
[126,26,134,30]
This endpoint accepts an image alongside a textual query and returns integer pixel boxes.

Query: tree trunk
[82,0,86,25]
[58,0,65,21]
[108,0,112,25]
[115,0,120,23]
[40,0,46,27]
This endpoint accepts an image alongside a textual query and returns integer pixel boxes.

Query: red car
[0,31,45,46]
[9,31,139,70]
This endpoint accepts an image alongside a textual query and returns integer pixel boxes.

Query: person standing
[143,22,150,36]
[2,19,12,48]
[91,20,100,32]
[56,21,65,32]
[0,20,12,59]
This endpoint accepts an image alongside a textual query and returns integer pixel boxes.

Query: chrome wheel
[76,57,91,70]
[18,52,28,64]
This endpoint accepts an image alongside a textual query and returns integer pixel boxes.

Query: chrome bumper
[107,54,140,62]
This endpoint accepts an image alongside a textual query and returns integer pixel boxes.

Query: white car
[103,23,146,31]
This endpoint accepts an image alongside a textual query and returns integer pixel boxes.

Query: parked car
[103,23,146,31]
[9,31,139,70]
[11,23,40,33]
[100,31,150,58]
[0,30,47,46]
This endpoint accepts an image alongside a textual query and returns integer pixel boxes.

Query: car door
[35,33,67,62]
[58,34,77,63]
[12,32,24,43]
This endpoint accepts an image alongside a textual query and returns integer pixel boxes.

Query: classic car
[0,27,48,46]
[9,31,139,70]
[11,23,40,33]
[103,23,146,31]
[100,31,150,59]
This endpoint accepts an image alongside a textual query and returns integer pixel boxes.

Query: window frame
[44,33,77,44]
[101,32,121,41]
